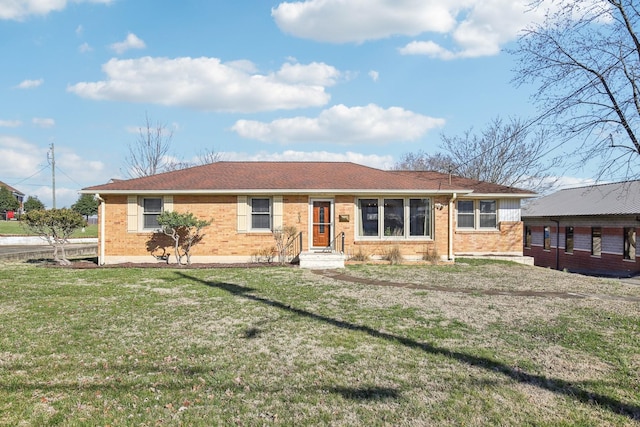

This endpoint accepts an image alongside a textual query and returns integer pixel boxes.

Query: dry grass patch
[0,261,638,426]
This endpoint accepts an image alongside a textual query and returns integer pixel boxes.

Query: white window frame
[141,197,163,230]
[456,199,498,230]
[356,197,432,240]
[249,197,272,232]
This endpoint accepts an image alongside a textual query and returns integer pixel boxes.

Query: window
[479,200,497,228]
[143,198,162,229]
[359,199,379,236]
[524,226,532,249]
[565,226,574,254]
[457,200,498,229]
[591,227,602,257]
[624,227,636,260]
[410,199,430,237]
[250,198,271,230]
[384,199,404,236]
[543,226,550,250]
[357,198,431,239]
[457,200,475,228]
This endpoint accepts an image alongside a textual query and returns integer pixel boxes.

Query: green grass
[0,220,98,238]
[0,262,638,426]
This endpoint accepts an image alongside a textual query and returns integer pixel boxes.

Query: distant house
[81,162,535,267]
[0,180,25,216]
[521,180,640,277]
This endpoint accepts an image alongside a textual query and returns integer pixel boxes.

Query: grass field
[0,261,638,426]
[0,220,98,238]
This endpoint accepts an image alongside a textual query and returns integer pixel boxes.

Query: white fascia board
[460,193,537,199]
[81,189,473,196]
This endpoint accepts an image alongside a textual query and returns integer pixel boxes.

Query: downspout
[449,193,457,261]
[95,194,105,265]
[551,218,560,271]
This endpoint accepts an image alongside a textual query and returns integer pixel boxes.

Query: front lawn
[0,262,638,425]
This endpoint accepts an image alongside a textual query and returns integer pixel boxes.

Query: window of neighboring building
[357,197,431,239]
[543,226,550,250]
[457,200,475,228]
[624,227,636,260]
[250,198,271,230]
[142,197,162,229]
[591,227,602,257]
[479,200,497,228]
[524,226,532,248]
[565,226,574,254]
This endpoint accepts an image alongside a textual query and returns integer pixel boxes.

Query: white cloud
[75,24,84,36]
[272,0,456,43]
[0,136,108,208]
[273,0,558,59]
[16,78,43,89]
[0,0,113,21]
[109,32,146,54]
[223,150,395,170]
[32,117,55,128]
[368,70,379,82]
[231,104,444,145]
[0,120,22,127]
[79,42,93,53]
[68,57,336,113]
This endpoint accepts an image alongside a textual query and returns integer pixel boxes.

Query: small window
[479,200,497,228]
[624,228,636,260]
[565,226,574,254]
[543,226,550,250]
[457,200,475,228]
[143,198,162,229]
[250,198,271,230]
[591,227,602,257]
[524,226,532,249]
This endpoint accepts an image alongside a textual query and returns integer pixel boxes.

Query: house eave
[81,188,475,196]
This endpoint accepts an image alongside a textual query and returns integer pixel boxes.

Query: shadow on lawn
[178,272,640,421]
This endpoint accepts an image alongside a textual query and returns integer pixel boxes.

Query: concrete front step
[299,251,345,269]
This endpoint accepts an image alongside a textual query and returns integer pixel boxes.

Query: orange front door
[312,201,331,247]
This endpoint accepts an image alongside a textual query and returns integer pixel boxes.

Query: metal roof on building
[522,180,640,217]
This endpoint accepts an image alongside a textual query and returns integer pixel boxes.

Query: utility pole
[48,143,56,209]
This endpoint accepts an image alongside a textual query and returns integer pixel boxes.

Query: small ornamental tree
[155,211,212,265]
[273,225,298,264]
[23,196,45,212]
[71,194,98,220]
[22,209,87,265]
[0,186,19,215]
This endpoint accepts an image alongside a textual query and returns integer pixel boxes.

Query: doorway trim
[308,198,334,250]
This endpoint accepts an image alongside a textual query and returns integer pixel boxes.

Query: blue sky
[1,0,595,208]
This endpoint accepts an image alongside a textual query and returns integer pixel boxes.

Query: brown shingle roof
[82,162,532,196]
[0,180,24,196]
[393,171,536,196]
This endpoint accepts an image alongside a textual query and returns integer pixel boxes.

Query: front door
[312,201,331,247]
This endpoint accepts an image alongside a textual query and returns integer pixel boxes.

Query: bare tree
[123,113,174,178]
[394,117,557,192]
[196,147,223,165]
[511,0,640,180]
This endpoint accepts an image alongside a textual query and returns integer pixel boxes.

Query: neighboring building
[81,162,535,267]
[0,180,25,216]
[522,180,640,277]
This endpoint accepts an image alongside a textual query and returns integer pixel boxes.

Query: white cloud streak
[109,33,146,54]
[68,57,338,113]
[231,104,444,145]
[0,120,22,128]
[17,79,43,89]
[0,0,113,21]
[32,117,55,128]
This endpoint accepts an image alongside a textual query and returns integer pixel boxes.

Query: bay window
[357,198,431,239]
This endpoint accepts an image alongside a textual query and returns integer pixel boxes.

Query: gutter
[95,193,105,265]
[449,193,457,261]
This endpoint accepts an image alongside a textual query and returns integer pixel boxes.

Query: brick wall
[523,223,639,276]
[98,194,519,263]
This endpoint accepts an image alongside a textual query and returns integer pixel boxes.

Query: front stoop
[299,251,345,269]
